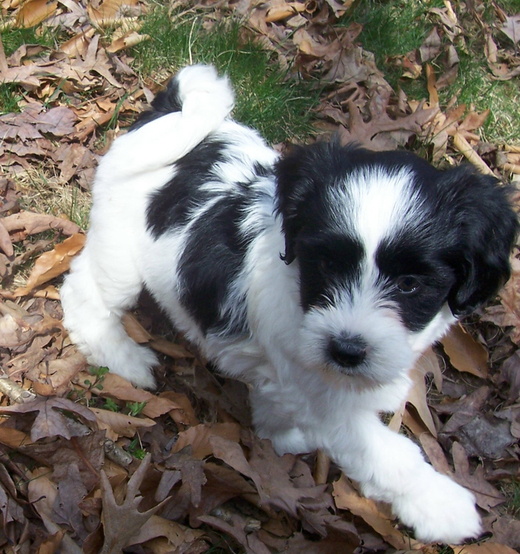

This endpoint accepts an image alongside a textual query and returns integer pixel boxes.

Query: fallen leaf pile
[1,0,520,552]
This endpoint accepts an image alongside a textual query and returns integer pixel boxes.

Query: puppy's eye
[320,258,339,273]
[395,275,420,294]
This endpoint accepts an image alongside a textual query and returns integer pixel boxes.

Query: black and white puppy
[61,65,518,544]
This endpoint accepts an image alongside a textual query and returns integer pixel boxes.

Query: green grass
[342,0,520,144]
[0,25,64,113]
[1,25,62,56]
[131,5,318,143]
[341,0,444,98]
[504,478,520,518]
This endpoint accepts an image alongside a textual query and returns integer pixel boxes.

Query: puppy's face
[276,144,518,386]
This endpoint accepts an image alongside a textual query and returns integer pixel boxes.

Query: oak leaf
[0,395,97,441]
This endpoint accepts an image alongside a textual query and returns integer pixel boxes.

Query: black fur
[147,139,227,238]
[130,74,183,131]
[178,193,254,335]
[276,142,518,324]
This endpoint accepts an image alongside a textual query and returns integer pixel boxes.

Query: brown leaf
[160,390,199,427]
[60,28,97,57]
[325,0,355,18]
[15,0,58,28]
[0,219,13,257]
[1,211,80,239]
[199,513,271,554]
[99,453,169,553]
[419,27,442,63]
[484,516,520,551]
[123,313,194,359]
[439,386,491,435]
[339,99,438,151]
[500,14,520,45]
[14,233,86,297]
[207,435,263,494]
[455,542,518,554]
[87,0,140,27]
[332,475,418,550]
[0,424,32,448]
[73,371,183,418]
[0,396,97,441]
[90,407,155,439]
[172,423,241,459]
[0,299,62,350]
[188,462,257,522]
[405,367,437,437]
[441,324,489,378]
[451,443,504,511]
[481,256,520,344]
[51,461,89,540]
[106,30,150,53]
[28,348,87,394]
[418,432,452,474]
[125,514,205,549]
[247,436,332,517]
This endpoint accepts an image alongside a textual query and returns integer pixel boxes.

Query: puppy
[60,65,518,544]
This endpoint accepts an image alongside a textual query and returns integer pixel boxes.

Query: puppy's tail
[99,65,234,177]
[130,64,235,131]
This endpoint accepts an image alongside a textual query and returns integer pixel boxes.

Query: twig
[104,438,133,468]
[314,449,331,485]
[452,132,494,175]
[0,373,36,404]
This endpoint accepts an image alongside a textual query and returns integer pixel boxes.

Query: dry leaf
[1,211,80,238]
[125,515,205,549]
[14,233,86,296]
[15,0,58,27]
[406,367,437,437]
[106,30,150,53]
[87,0,140,27]
[452,442,504,511]
[0,396,97,441]
[500,14,520,45]
[172,423,241,459]
[99,454,169,552]
[441,324,489,377]
[73,371,184,418]
[332,475,418,550]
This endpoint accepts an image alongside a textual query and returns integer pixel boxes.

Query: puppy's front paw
[177,64,234,120]
[394,471,481,544]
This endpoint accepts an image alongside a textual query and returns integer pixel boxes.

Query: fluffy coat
[61,65,518,544]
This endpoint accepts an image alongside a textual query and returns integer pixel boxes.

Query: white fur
[61,65,481,544]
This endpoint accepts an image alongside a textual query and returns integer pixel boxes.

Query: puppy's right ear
[275,142,335,264]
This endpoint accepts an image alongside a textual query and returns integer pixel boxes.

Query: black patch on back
[178,194,253,334]
[146,139,228,238]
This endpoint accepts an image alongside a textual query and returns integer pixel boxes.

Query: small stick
[314,449,331,485]
[452,133,494,176]
[0,373,36,403]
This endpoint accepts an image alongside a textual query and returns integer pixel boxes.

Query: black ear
[440,166,518,316]
[275,140,346,264]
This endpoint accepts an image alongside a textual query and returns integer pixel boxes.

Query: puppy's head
[275,142,518,385]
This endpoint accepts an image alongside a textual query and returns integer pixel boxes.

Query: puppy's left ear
[442,166,518,316]
[275,141,339,264]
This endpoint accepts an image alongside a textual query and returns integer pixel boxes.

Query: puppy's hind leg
[60,240,158,390]
[61,65,235,389]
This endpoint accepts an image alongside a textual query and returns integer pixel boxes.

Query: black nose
[328,335,367,368]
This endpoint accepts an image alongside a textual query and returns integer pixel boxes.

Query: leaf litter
[1,0,520,552]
